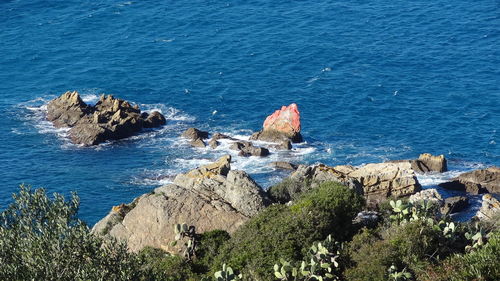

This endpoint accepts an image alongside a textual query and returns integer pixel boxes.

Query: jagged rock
[230,141,270,157]
[47,91,90,127]
[476,194,500,221]
[388,153,447,174]
[92,155,270,252]
[270,161,298,170]
[409,189,443,206]
[181,128,209,140]
[250,103,303,143]
[441,196,469,215]
[289,162,421,205]
[46,91,165,145]
[439,167,500,194]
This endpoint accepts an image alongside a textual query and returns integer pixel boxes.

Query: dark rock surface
[46,91,166,146]
[441,196,469,215]
[439,167,500,194]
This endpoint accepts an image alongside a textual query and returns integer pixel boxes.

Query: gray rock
[143,111,167,128]
[181,128,209,140]
[270,161,298,170]
[439,167,500,194]
[441,196,469,215]
[230,141,270,157]
[476,194,500,221]
[208,139,220,149]
[409,189,444,206]
[250,130,303,143]
[190,138,206,148]
[387,153,447,174]
[93,155,270,252]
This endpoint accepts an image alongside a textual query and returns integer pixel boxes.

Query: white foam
[81,94,100,104]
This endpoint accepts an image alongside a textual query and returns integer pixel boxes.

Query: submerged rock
[439,166,500,194]
[46,91,166,145]
[250,103,303,143]
[92,155,271,252]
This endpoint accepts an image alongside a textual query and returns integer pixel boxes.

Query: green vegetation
[1,182,498,281]
[212,181,364,280]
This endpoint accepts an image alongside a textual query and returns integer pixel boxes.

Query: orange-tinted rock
[250,103,303,143]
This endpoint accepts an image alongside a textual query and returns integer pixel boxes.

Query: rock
[212,133,235,141]
[439,167,500,194]
[417,153,447,173]
[208,139,220,149]
[190,138,206,148]
[476,194,500,221]
[46,91,166,145]
[143,111,167,128]
[353,211,381,227]
[47,91,90,127]
[387,153,447,174]
[230,141,270,157]
[270,161,298,170]
[348,162,421,204]
[441,196,469,215]
[409,189,443,206]
[289,162,421,206]
[93,155,270,252]
[250,103,303,143]
[271,140,292,150]
[181,128,209,140]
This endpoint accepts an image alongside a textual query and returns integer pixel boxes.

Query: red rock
[262,103,301,135]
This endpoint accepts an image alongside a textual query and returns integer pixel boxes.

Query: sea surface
[1,0,499,225]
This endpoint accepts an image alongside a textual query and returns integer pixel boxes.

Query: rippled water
[1,0,499,224]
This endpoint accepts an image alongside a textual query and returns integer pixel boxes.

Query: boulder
[92,155,270,252]
[271,140,292,150]
[439,167,500,194]
[387,153,447,174]
[288,162,421,206]
[208,139,220,149]
[476,194,500,221]
[181,128,209,141]
[229,141,270,157]
[409,188,444,206]
[46,91,166,146]
[250,103,303,143]
[270,161,298,171]
[441,196,469,215]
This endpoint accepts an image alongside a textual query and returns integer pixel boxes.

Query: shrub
[213,181,364,281]
[0,185,143,280]
[267,178,312,204]
[138,247,199,281]
[345,220,460,281]
[420,231,500,281]
[194,230,231,273]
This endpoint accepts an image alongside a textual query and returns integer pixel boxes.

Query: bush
[420,231,500,281]
[138,247,199,281]
[267,178,312,203]
[344,219,468,281]
[0,185,143,280]
[194,230,231,273]
[212,181,364,281]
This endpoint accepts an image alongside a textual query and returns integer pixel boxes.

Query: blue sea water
[0,0,499,225]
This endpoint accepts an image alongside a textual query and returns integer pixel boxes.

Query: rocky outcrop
[441,196,469,215]
[181,128,209,148]
[439,167,500,194]
[229,141,270,157]
[287,162,421,205]
[250,103,303,143]
[476,194,500,221]
[46,91,166,146]
[92,155,270,252]
[388,153,447,174]
[409,188,444,206]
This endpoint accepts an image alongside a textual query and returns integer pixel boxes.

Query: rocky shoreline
[44,92,499,253]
